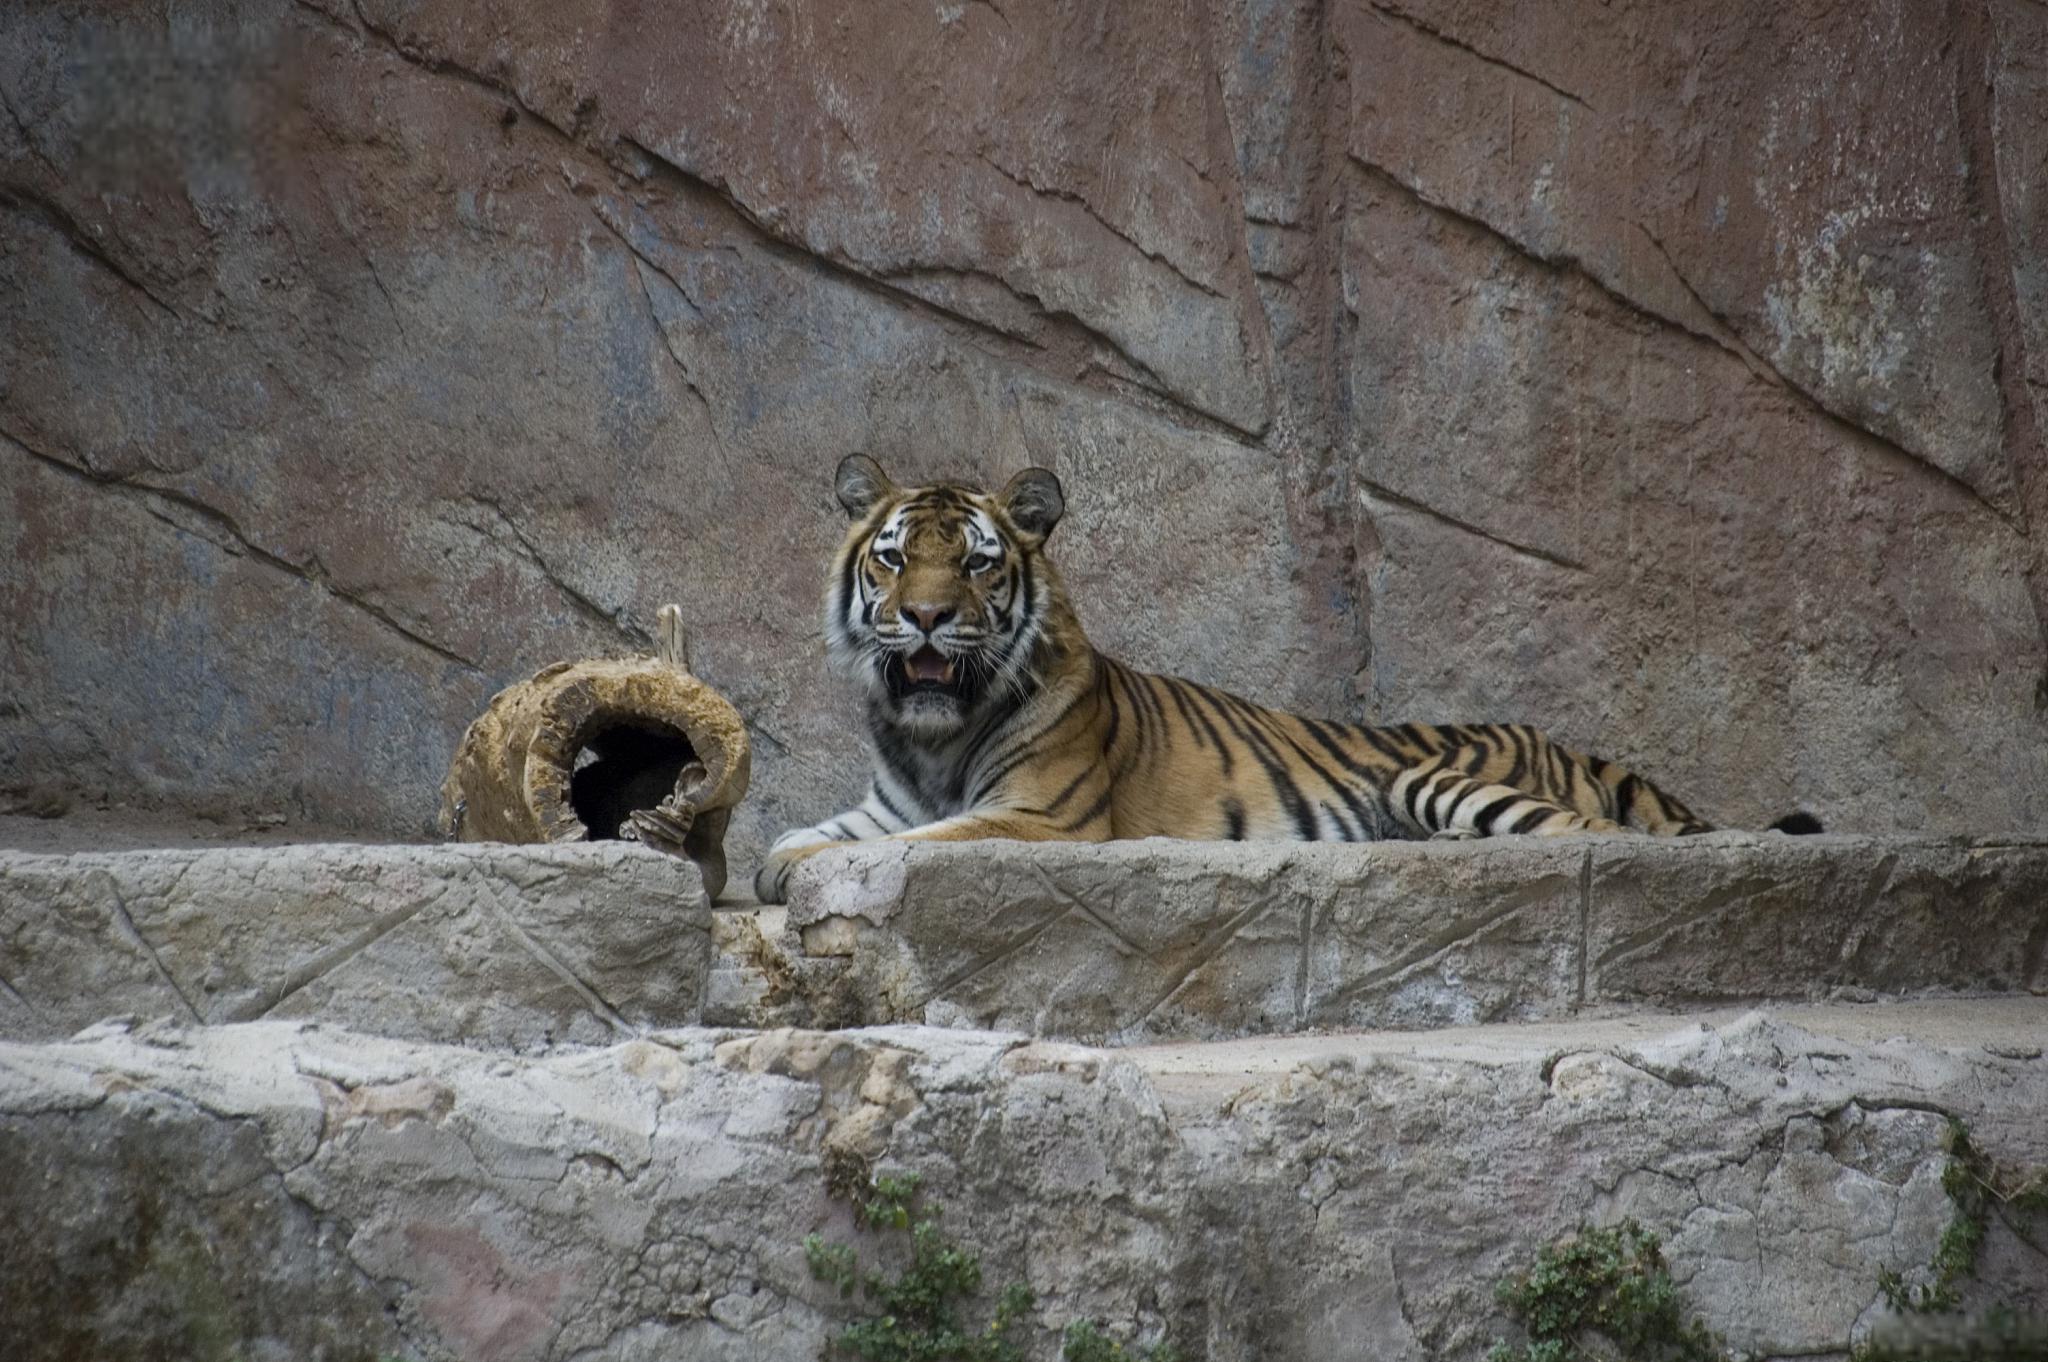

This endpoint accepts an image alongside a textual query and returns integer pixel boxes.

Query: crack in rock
[1029,867,1147,958]
[1,424,484,673]
[294,0,1270,447]
[1632,220,2025,534]
[224,891,445,1024]
[0,963,37,1018]
[1131,888,1286,1026]
[975,151,1231,303]
[0,183,182,318]
[475,878,635,1035]
[460,488,655,651]
[1347,154,2024,533]
[1365,0,1595,112]
[90,870,205,1025]
[1359,476,1588,572]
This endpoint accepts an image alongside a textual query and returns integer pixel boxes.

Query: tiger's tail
[1767,811,1825,835]
[1585,755,1712,835]
[1587,756,1822,837]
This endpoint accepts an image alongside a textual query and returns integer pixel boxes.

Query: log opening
[569,719,699,841]
[439,612,751,898]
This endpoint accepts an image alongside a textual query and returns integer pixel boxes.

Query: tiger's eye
[875,548,904,571]
[965,553,995,574]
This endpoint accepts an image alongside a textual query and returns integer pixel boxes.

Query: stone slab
[1585,836,2048,1006]
[10,834,2044,1050]
[776,835,2048,1042]
[2,1001,2043,1360]
[0,842,712,1048]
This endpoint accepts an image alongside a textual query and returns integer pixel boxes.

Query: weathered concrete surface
[772,836,2048,1042]
[0,843,711,1048]
[2,1003,2043,1361]
[5,1,2047,861]
[10,835,2045,1048]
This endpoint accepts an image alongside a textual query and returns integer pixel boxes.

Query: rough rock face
[4,1,2046,860]
[3,836,2043,1358]
[3,1004,2044,1362]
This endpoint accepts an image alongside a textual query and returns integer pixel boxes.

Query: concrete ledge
[0,843,711,1047]
[9,835,2042,1049]
[777,834,2048,1042]
[2,1001,2043,1360]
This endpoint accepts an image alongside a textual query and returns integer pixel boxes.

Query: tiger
[752,454,1821,904]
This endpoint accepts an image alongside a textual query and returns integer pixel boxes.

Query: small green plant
[804,1171,1177,1362]
[1060,1318,1179,1362]
[1487,1220,1719,1362]
[804,1171,1033,1361]
[1859,1120,2048,1360]
[1881,1120,2048,1317]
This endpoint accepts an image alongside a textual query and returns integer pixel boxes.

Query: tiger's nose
[903,603,955,634]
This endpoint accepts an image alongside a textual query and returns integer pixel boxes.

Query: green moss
[148,1222,245,1362]
[802,1171,1028,1361]
[1487,1220,1719,1362]
[1861,1119,2048,1360]
[805,1171,1175,1362]
[1883,1119,2047,1318]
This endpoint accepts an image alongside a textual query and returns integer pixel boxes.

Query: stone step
[0,842,712,1048]
[3,1000,2044,1361]
[748,833,2048,1041]
[8,834,2043,1047]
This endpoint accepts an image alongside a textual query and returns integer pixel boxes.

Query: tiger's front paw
[752,852,797,905]
[753,828,833,905]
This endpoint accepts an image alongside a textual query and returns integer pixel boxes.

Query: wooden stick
[657,603,691,673]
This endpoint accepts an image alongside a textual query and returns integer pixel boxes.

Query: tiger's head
[824,453,1067,739]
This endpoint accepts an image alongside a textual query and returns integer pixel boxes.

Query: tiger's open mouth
[903,646,956,687]
[888,644,971,700]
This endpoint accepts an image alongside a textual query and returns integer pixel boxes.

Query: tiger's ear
[998,466,1064,542]
[835,454,894,517]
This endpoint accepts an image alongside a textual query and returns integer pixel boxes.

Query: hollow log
[438,606,751,899]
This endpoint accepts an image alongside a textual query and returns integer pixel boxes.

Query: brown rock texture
[3,0,2044,857]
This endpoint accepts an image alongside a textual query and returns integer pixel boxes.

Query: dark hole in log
[568,720,696,840]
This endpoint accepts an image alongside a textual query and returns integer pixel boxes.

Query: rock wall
[5,1006,2046,1361]
[4,0,2045,858]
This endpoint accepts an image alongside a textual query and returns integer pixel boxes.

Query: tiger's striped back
[990,653,1709,846]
